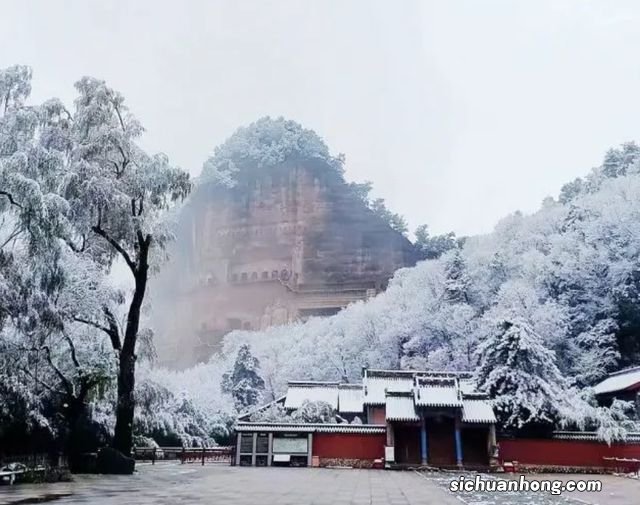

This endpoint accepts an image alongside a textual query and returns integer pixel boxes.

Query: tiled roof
[415,385,462,407]
[461,399,496,423]
[385,393,419,421]
[593,367,640,395]
[414,376,463,407]
[363,376,413,405]
[255,369,496,428]
[235,422,386,434]
[338,384,364,413]
[284,381,339,410]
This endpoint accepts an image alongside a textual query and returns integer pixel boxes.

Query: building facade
[235,368,497,469]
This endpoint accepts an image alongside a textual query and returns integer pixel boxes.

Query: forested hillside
[161,142,640,442]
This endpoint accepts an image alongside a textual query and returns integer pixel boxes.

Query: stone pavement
[0,463,639,505]
[530,474,640,505]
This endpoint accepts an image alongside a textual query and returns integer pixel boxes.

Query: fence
[0,453,67,469]
[133,446,234,465]
[0,453,67,485]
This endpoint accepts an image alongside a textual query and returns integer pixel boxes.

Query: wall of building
[313,433,385,467]
[499,438,640,471]
[367,406,386,425]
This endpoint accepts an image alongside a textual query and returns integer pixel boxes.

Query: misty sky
[2,0,639,236]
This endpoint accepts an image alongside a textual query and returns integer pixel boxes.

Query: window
[240,434,253,453]
[262,271,269,279]
[256,434,269,453]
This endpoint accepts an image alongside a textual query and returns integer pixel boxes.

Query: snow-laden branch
[42,345,74,397]
[0,190,23,209]
[74,315,121,351]
[91,224,136,274]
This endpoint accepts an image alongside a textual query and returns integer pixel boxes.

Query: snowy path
[0,464,637,505]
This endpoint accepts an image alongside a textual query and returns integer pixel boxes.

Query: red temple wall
[499,438,640,469]
[313,433,386,460]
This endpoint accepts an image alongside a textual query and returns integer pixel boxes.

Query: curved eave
[462,417,496,424]
[235,422,386,434]
[386,415,420,422]
[415,401,463,408]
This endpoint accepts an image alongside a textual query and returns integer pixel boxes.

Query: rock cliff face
[152,163,419,367]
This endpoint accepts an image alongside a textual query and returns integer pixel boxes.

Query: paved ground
[0,464,639,505]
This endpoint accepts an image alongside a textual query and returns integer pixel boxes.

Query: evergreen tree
[221,344,265,412]
[443,249,470,303]
[369,198,408,236]
[475,318,566,429]
[601,142,640,179]
[414,224,458,260]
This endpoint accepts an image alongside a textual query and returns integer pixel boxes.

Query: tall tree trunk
[65,398,87,473]
[112,237,149,456]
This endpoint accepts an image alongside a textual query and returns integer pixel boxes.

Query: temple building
[152,163,419,368]
[234,368,497,469]
[594,366,640,418]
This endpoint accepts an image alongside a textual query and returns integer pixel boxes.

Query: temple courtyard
[1,463,639,505]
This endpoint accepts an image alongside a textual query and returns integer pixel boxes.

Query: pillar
[386,422,395,447]
[267,432,273,466]
[385,422,395,465]
[454,419,463,468]
[420,415,428,465]
[235,432,241,466]
[307,433,313,467]
[488,424,497,465]
[251,432,257,466]
[488,425,496,450]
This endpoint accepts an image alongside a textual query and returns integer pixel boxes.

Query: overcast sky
[2,0,640,236]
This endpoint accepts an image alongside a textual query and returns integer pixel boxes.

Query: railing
[0,453,65,485]
[553,431,640,443]
[133,446,234,465]
[603,456,640,474]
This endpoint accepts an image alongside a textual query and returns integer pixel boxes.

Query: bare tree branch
[0,190,23,209]
[73,316,111,335]
[73,310,121,351]
[42,345,74,396]
[18,366,66,396]
[92,224,136,273]
[103,307,122,351]
[0,223,23,249]
[65,234,87,253]
[61,332,80,369]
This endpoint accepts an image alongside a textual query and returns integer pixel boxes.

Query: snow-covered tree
[475,317,566,429]
[201,116,345,185]
[0,64,191,458]
[291,400,336,423]
[414,224,458,259]
[443,248,470,304]
[369,198,408,236]
[62,76,190,455]
[221,344,265,412]
[249,402,290,423]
